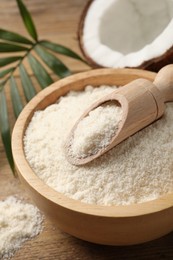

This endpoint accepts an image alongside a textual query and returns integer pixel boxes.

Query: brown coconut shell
[78,0,173,72]
[78,0,101,69]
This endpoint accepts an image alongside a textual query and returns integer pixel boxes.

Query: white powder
[0,196,43,259]
[69,102,122,158]
[24,85,173,206]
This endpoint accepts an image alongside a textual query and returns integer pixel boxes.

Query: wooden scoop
[65,65,173,165]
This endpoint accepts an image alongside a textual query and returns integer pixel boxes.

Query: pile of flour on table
[0,196,43,259]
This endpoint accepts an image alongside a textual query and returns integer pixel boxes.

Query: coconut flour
[0,196,43,259]
[69,102,122,158]
[24,85,173,206]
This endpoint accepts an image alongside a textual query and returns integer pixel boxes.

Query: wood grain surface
[1,0,173,259]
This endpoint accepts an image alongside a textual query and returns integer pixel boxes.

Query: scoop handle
[154,64,173,102]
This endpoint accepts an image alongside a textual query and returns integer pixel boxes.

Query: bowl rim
[12,68,173,218]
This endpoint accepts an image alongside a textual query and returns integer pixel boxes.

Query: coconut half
[79,0,173,71]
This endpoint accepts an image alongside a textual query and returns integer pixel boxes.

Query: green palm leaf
[0,68,15,78]
[0,56,22,67]
[40,40,86,63]
[19,64,36,101]
[28,54,53,89]
[16,0,38,41]
[0,91,14,172]
[35,45,71,78]
[0,0,87,173]
[10,76,23,118]
[0,29,33,45]
[0,42,29,52]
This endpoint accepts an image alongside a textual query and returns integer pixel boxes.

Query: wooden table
[1,1,173,259]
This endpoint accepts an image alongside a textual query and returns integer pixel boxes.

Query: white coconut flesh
[82,0,173,68]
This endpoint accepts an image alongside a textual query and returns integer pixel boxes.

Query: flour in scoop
[70,102,122,158]
[24,85,173,206]
[0,196,43,259]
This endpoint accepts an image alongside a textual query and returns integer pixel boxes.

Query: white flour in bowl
[0,196,43,259]
[24,85,173,206]
[69,102,123,158]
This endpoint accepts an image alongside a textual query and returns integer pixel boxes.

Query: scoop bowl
[65,65,173,165]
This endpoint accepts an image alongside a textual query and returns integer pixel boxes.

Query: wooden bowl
[12,68,173,245]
